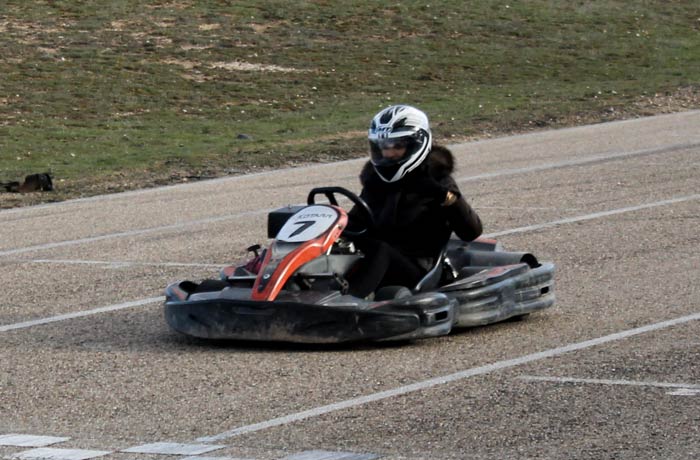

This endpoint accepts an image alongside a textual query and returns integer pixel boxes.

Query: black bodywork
[164,188,555,343]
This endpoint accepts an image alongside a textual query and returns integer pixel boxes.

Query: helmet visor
[369,136,417,166]
[376,138,411,151]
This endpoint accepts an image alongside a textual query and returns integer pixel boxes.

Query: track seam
[1,141,698,258]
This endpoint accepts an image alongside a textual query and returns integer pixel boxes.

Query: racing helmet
[368,105,432,182]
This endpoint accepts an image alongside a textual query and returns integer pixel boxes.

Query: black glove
[410,175,451,204]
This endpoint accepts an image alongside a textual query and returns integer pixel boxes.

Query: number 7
[289,220,315,238]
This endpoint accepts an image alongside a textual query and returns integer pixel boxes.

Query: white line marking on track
[122,443,226,456]
[485,194,700,238]
[518,375,700,390]
[181,456,254,460]
[12,448,111,460]
[5,192,697,270]
[12,259,223,269]
[0,436,70,448]
[2,193,697,334]
[195,311,700,442]
[2,141,697,259]
[0,297,163,333]
[454,141,699,183]
[667,388,700,396]
[182,456,254,460]
[0,210,265,258]
[280,451,379,460]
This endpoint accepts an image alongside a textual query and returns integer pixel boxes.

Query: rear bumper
[441,262,555,326]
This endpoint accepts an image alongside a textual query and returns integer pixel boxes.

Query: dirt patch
[210,61,305,73]
[162,58,307,81]
[633,87,700,114]
[198,23,220,31]
[249,21,288,34]
[180,44,215,51]
[4,18,72,44]
[163,58,305,73]
[163,58,199,70]
[109,20,130,31]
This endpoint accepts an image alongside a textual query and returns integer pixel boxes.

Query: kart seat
[375,247,454,300]
[414,246,451,293]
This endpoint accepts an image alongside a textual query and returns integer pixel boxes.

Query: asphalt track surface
[1,111,699,460]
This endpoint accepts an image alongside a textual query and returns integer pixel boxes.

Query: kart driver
[347,104,483,298]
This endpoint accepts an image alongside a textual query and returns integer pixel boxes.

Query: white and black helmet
[368,105,432,182]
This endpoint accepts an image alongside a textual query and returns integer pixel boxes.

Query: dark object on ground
[1,173,54,193]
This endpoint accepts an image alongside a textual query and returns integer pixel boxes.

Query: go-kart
[164,187,555,343]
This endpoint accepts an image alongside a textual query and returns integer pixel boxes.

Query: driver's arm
[445,196,482,242]
[345,188,374,237]
[440,177,483,242]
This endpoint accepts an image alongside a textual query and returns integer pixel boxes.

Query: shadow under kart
[164,187,555,344]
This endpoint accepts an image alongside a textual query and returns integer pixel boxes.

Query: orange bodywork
[251,209,347,301]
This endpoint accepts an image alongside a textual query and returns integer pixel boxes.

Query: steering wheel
[307,186,375,237]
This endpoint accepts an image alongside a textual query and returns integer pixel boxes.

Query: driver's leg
[347,238,423,298]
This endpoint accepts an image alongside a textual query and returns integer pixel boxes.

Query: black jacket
[351,145,482,263]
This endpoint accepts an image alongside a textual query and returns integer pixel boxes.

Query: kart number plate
[276,205,340,243]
